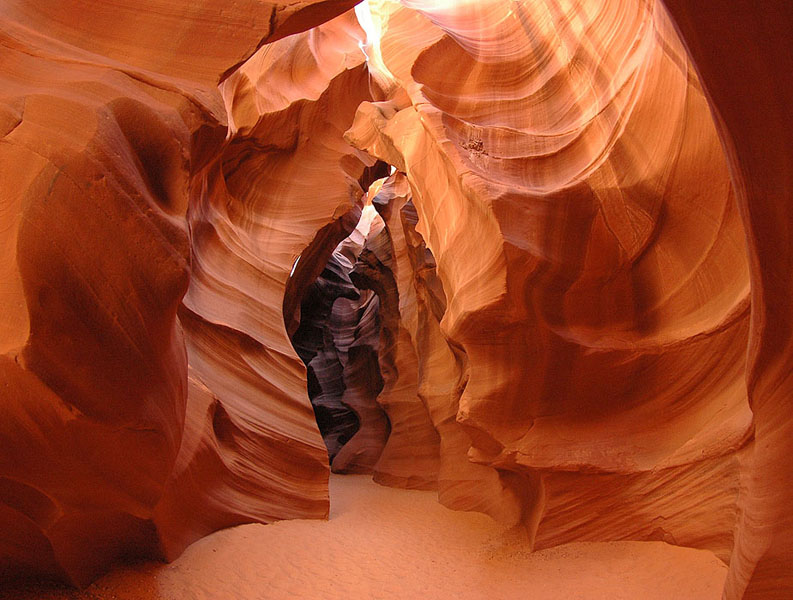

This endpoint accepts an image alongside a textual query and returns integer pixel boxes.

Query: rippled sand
[4,474,727,600]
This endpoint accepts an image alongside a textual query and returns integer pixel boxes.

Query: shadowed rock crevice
[289,204,391,471]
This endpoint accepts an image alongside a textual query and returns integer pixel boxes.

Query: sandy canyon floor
[4,475,727,600]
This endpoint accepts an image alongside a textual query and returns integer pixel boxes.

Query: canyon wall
[0,0,363,586]
[350,197,442,489]
[290,206,390,470]
[370,174,527,523]
[169,7,375,557]
[659,1,793,597]
[346,0,752,559]
[0,0,790,597]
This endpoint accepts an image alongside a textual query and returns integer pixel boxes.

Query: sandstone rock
[330,288,390,473]
[0,3,369,586]
[326,207,391,474]
[347,0,752,556]
[292,250,362,461]
[659,1,793,596]
[0,0,359,85]
[180,0,377,552]
[350,198,441,490]
[1,1,790,597]
[388,184,528,525]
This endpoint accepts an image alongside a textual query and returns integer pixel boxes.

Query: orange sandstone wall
[660,2,793,597]
[0,0,361,587]
[347,0,752,558]
[351,200,441,489]
[328,212,391,474]
[1,0,789,596]
[180,7,377,534]
[373,175,528,524]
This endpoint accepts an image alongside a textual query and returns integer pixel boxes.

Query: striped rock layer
[0,1,790,597]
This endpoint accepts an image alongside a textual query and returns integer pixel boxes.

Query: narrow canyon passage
[288,201,389,472]
[6,475,727,600]
[2,0,792,598]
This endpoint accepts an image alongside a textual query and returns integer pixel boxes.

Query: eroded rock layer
[290,206,390,469]
[330,288,390,473]
[1,0,789,597]
[351,197,441,490]
[292,249,362,461]
[347,0,752,559]
[368,175,526,522]
[659,1,793,597]
[328,210,391,473]
[0,2,366,587]
[180,4,377,544]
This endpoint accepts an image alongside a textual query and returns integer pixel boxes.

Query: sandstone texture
[0,1,790,598]
[350,190,442,490]
[346,0,751,562]
[291,205,390,470]
[0,0,364,586]
[659,2,793,596]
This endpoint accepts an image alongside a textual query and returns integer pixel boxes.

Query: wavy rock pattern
[351,199,441,489]
[347,0,752,558]
[181,2,377,546]
[0,1,365,587]
[290,206,390,469]
[1,0,790,597]
[0,0,360,85]
[368,175,526,523]
[659,2,793,597]
[328,211,391,473]
[292,250,362,461]
[330,287,390,473]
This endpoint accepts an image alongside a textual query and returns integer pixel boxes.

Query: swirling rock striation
[347,0,752,558]
[289,205,390,468]
[350,189,441,490]
[1,1,790,597]
[659,1,793,597]
[327,207,391,474]
[0,1,367,587]
[375,176,528,524]
[179,3,378,551]
[330,286,390,473]
[291,250,362,461]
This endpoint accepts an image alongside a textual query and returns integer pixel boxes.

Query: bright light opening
[354,1,378,47]
[353,1,397,85]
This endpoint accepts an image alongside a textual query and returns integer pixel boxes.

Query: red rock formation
[2,0,790,596]
[347,0,752,558]
[659,2,793,597]
[403,211,528,524]
[291,249,362,461]
[179,0,377,550]
[327,210,391,473]
[372,175,526,523]
[0,1,365,587]
[330,287,390,473]
[288,208,390,469]
[351,197,441,490]
[0,0,360,84]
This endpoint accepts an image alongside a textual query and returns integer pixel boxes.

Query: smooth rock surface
[660,2,793,597]
[0,2,369,586]
[1,1,789,596]
[346,0,752,560]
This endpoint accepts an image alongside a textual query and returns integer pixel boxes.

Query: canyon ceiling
[0,1,791,598]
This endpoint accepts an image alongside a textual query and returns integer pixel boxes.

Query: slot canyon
[0,0,791,598]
